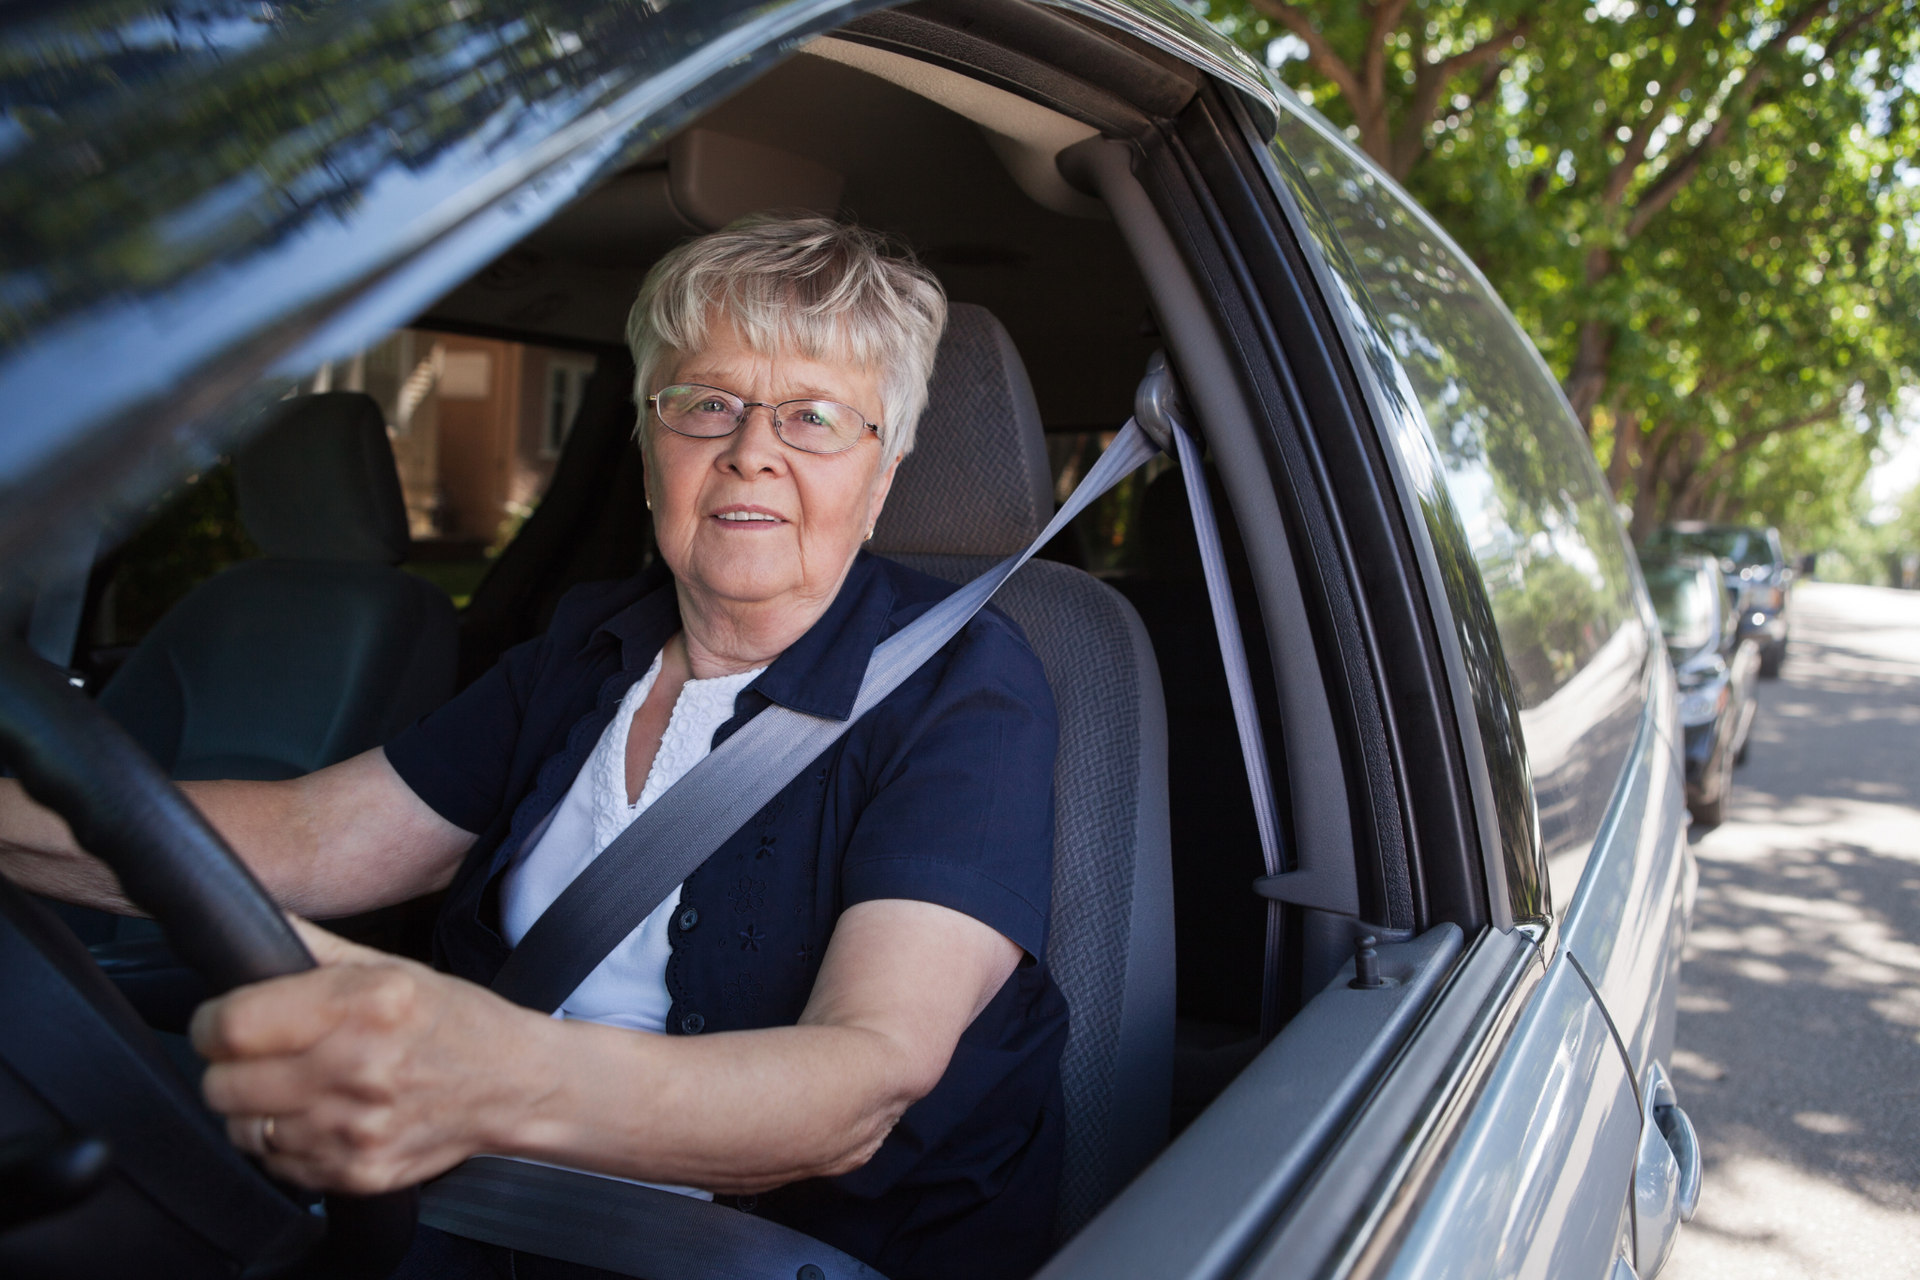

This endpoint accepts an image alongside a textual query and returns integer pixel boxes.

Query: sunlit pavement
[1662,582,1920,1279]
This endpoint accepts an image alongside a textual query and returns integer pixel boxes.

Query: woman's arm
[0,748,475,919]
[191,899,1022,1195]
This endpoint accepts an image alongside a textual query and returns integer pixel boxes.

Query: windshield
[1643,562,1715,651]
[1645,526,1772,569]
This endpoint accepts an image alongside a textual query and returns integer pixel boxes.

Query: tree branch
[1388,17,1533,179]
[1248,0,1366,107]
[1624,0,1852,237]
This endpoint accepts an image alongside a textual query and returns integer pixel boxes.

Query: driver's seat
[871,304,1174,1240]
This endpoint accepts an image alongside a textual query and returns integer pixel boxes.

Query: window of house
[543,356,596,458]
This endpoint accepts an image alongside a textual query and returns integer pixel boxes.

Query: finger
[203,1054,335,1119]
[226,1113,269,1158]
[286,914,383,968]
[189,966,357,1061]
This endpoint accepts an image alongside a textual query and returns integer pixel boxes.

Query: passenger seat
[100,392,457,781]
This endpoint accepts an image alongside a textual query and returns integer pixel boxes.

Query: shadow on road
[1665,584,1920,1278]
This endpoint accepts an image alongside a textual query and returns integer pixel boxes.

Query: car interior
[5,7,1450,1275]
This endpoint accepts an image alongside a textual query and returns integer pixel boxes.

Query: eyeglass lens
[653,384,870,454]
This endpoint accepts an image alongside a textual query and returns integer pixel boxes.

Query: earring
[864,525,875,542]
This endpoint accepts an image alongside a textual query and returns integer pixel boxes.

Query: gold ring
[260,1115,279,1154]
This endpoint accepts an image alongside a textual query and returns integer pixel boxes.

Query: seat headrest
[870,304,1053,558]
[235,393,412,564]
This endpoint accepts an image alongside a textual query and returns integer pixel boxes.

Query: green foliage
[1207,0,1920,549]
[102,464,258,644]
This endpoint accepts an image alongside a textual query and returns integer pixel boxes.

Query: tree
[1207,0,1920,543]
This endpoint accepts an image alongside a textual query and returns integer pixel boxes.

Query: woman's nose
[718,404,787,473]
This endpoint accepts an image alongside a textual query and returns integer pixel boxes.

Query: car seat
[99,392,458,782]
[870,303,1173,1241]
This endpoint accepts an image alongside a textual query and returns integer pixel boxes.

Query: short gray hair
[626,216,947,460]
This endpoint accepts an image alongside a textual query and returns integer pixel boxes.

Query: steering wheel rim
[0,637,417,1277]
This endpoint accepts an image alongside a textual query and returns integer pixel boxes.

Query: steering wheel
[0,636,416,1277]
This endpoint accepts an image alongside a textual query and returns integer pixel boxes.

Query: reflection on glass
[1269,101,1649,904]
[1642,560,1714,654]
[1273,145,1637,710]
[1643,525,1771,570]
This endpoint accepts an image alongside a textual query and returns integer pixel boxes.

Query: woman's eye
[795,410,828,427]
[696,399,728,414]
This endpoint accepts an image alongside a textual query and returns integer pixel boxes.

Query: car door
[1003,11,1685,1280]
[1248,90,1698,1278]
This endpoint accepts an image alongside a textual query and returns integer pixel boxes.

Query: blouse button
[678,906,700,931]
[680,1012,706,1035]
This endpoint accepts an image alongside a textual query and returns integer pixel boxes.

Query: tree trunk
[1566,321,1613,434]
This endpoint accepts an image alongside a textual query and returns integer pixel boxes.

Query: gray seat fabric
[871,304,1173,1242]
[100,393,457,782]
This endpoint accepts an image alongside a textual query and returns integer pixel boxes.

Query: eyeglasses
[648,383,881,455]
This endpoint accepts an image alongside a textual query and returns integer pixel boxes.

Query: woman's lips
[710,505,787,528]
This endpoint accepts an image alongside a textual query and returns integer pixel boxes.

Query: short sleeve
[838,621,1059,959]
[383,634,544,834]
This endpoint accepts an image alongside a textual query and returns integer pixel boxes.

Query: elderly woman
[0,218,1066,1279]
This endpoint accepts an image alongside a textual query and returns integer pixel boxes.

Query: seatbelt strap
[1167,426,1282,881]
[1143,358,1288,1039]
[421,1157,883,1280]
[487,416,1162,1013]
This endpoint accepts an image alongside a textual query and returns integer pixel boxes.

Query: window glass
[1270,104,1648,896]
[1642,525,1773,570]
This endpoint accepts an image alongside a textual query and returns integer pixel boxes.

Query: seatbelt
[423,360,1286,1275]
[423,1157,884,1280]
[1147,364,1289,1040]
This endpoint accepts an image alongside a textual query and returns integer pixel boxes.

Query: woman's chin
[684,552,809,605]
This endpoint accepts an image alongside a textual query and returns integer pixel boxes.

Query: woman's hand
[191,917,548,1195]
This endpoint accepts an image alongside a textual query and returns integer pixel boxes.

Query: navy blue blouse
[384,551,1067,1280]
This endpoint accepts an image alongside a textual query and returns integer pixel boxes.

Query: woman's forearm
[492,1017,937,1193]
[0,778,139,911]
[0,773,320,914]
[0,750,472,919]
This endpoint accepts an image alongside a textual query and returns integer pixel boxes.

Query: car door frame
[1226,78,1694,1280]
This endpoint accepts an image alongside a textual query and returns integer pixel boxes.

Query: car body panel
[1384,954,1640,1280]
[1557,670,1694,1077]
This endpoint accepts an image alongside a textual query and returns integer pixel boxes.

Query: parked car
[1640,554,1760,827]
[0,2,1700,1278]
[1645,522,1793,677]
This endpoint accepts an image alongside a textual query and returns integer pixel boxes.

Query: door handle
[1655,1095,1701,1223]
[1633,1062,1701,1276]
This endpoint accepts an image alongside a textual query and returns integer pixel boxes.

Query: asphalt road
[1663,582,1920,1279]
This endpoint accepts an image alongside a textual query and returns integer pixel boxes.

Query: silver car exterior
[1038,6,1699,1278]
[1244,67,1699,1280]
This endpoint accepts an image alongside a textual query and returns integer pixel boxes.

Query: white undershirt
[496,650,764,1197]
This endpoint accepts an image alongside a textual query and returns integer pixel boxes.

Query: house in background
[303,331,599,604]
[347,330,596,548]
